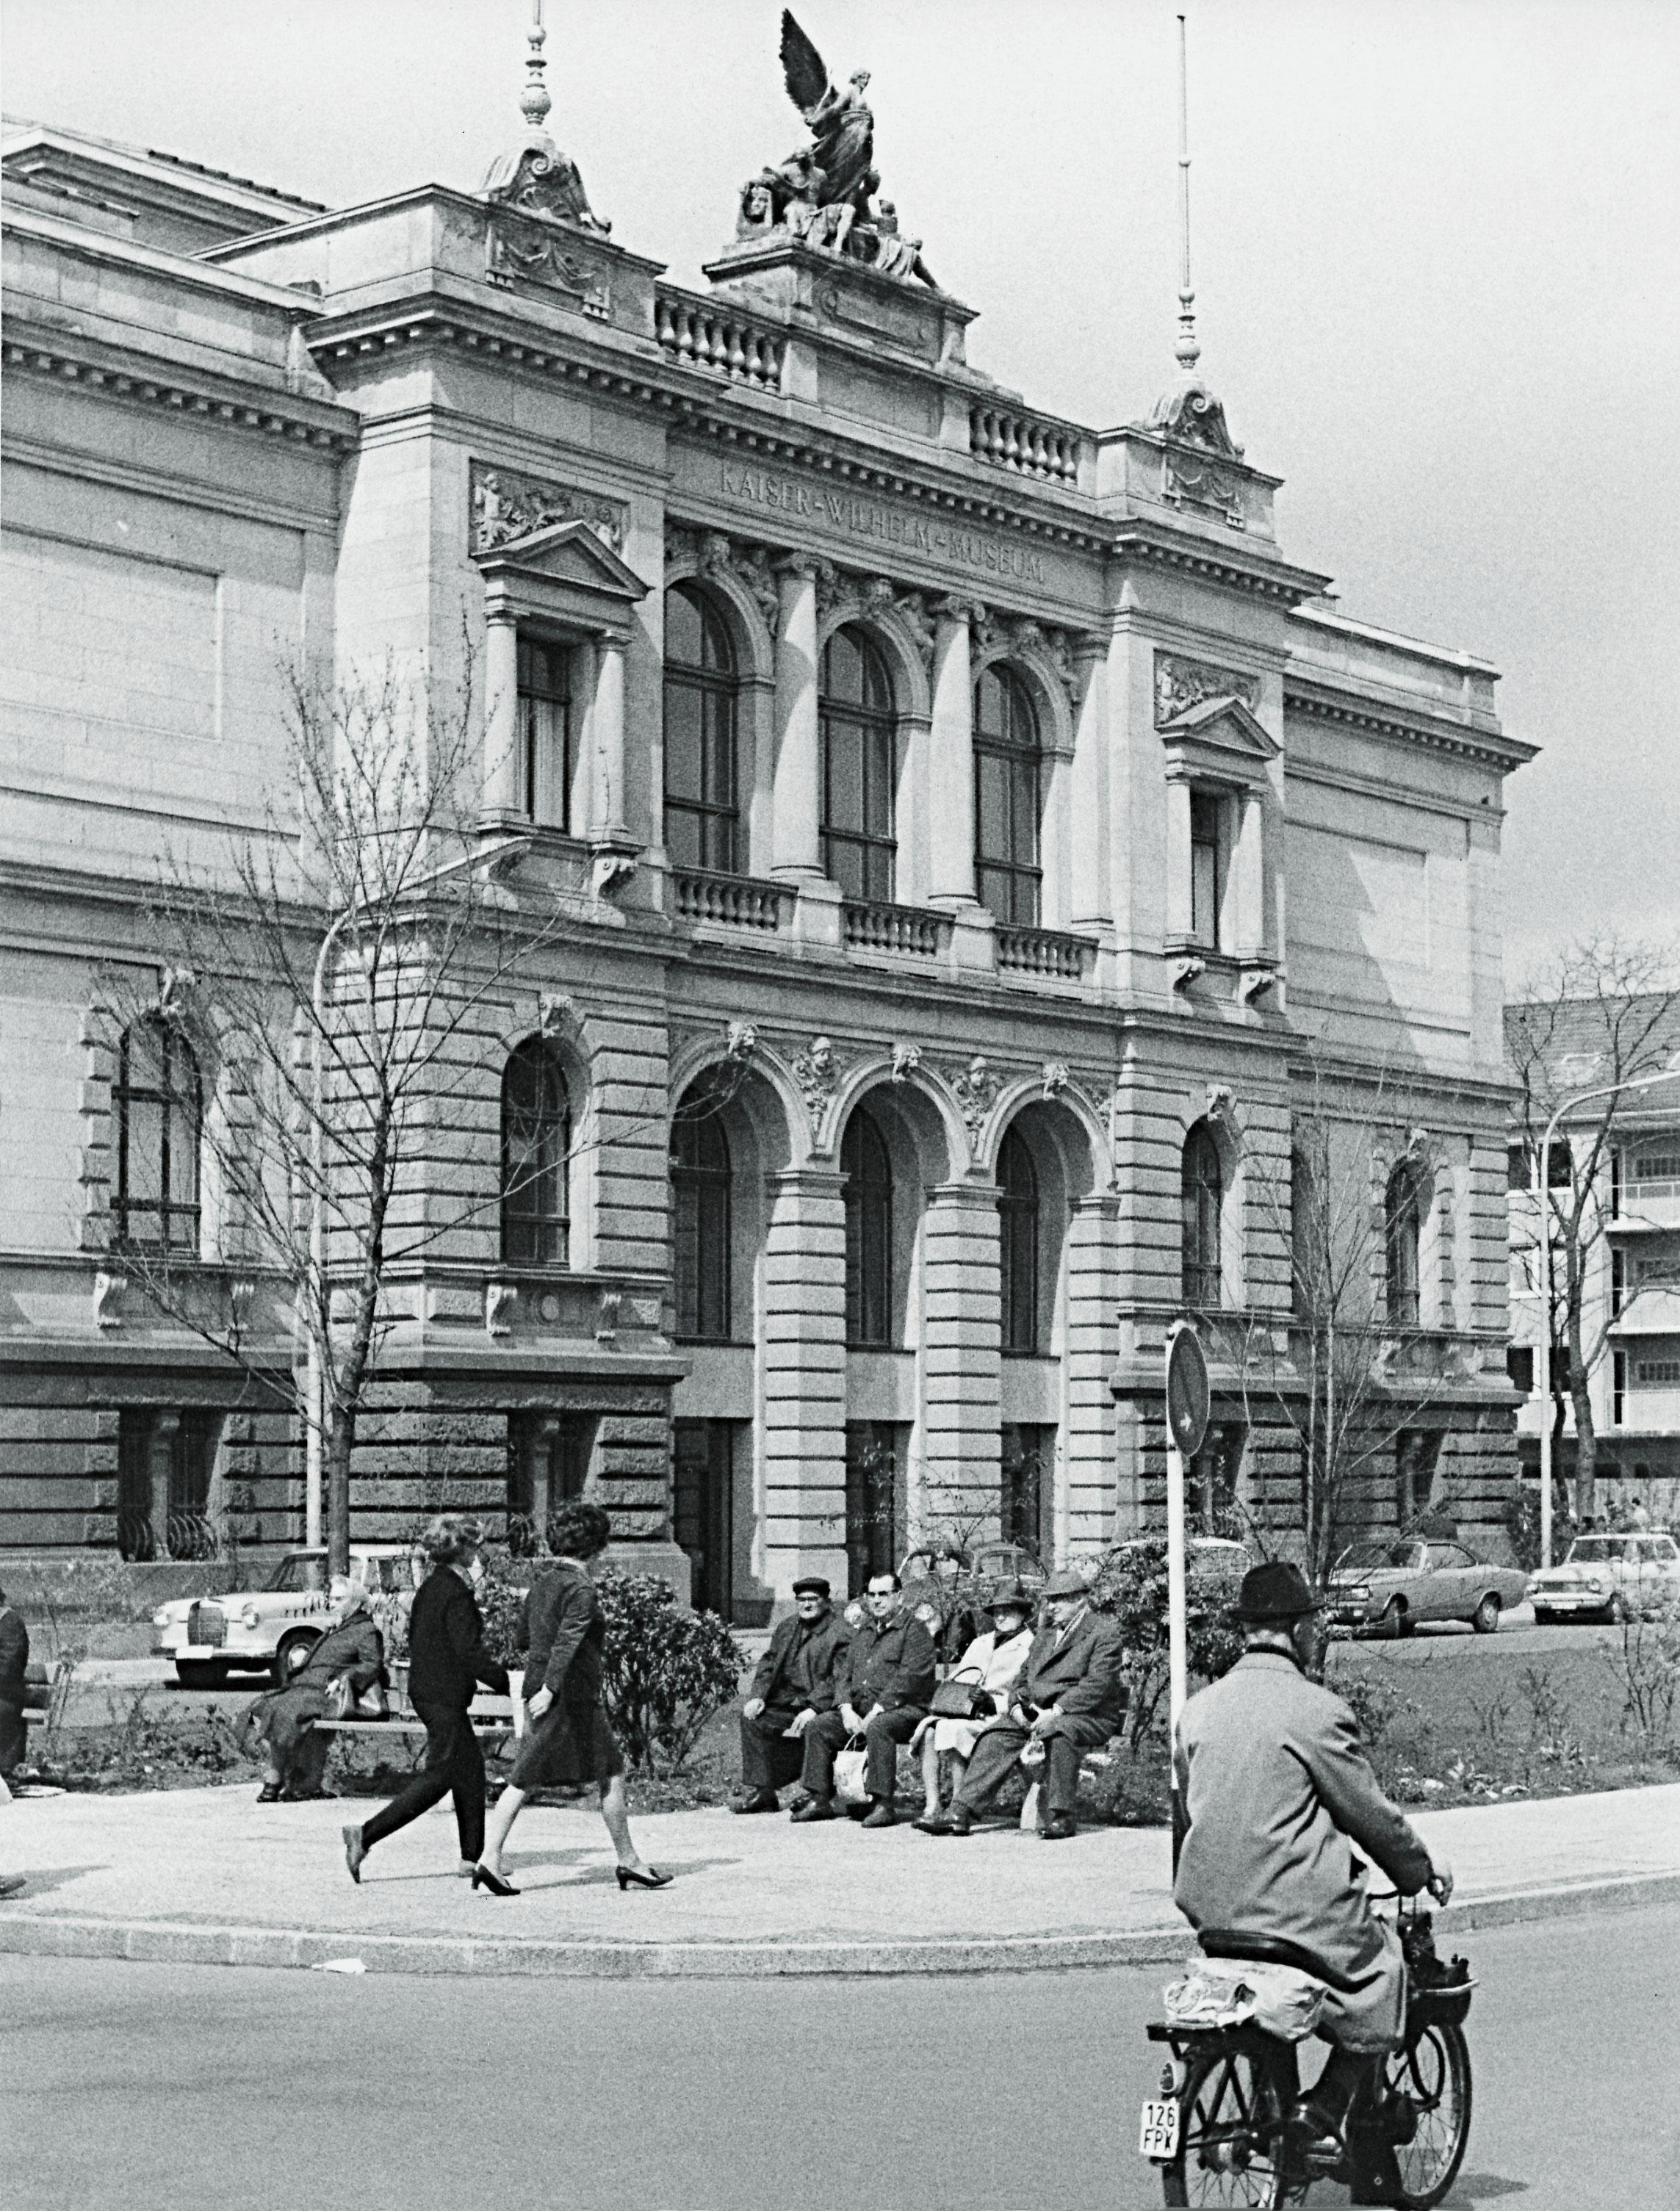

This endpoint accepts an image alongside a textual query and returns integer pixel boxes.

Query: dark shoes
[342,1825,367,1885]
[940,1805,975,1836]
[912,1811,949,1833]
[1040,1813,1078,1841]
[730,1788,781,1815]
[256,1784,282,1803]
[790,1795,839,1823]
[861,1800,897,1829]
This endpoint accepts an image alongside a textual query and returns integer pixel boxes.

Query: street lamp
[1535,1059,1680,1568]
[304,835,530,1550]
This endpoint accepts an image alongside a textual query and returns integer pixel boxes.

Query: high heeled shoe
[471,1863,520,1897]
[616,1864,672,1891]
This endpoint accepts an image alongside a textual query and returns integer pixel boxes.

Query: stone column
[1063,1193,1120,1554]
[524,1415,560,1542]
[568,635,598,837]
[148,1409,180,1560]
[593,632,630,840]
[772,560,823,879]
[927,601,978,908]
[759,1166,848,1595]
[483,611,522,818]
[1164,776,1194,941]
[920,1182,1002,1536]
[1231,790,1265,959]
[1069,646,1110,927]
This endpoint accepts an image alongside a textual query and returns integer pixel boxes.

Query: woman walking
[245,1576,385,1801]
[342,1515,508,1885]
[475,1499,668,1896]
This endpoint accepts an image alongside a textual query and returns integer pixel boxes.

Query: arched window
[671,1102,732,1341]
[998,1124,1041,1352]
[501,1041,571,1266]
[842,1104,893,1346]
[820,625,896,902]
[973,664,1042,926]
[663,583,740,873]
[1385,1161,1422,1327]
[114,1017,201,1251]
[1181,1122,1224,1308]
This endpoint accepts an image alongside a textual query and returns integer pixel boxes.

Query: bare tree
[1507,938,1680,1524]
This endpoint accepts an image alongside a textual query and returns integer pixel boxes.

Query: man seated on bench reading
[923,1568,1123,1840]
[793,1571,935,1828]
[732,1574,851,1814]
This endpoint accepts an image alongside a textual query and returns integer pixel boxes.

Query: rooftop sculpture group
[736,10,937,289]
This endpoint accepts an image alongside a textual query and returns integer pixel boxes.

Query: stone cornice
[1284,675,1537,771]
[1108,522,1330,607]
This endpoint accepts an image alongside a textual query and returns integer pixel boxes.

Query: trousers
[954,1712,1109,1819]
[739,1706,807,1793]
[359,1700,486,1864]
[802,1705,923,1800]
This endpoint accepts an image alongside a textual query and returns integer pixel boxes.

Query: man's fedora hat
[1232,1560,1322,1622]
[1040,1568,1089,1601]
[989,1578,1035,1612]
[790,1574,832,1598]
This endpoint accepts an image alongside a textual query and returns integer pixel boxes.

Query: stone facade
[0,107,1535,1602]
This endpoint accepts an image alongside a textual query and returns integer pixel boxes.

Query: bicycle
[1139,1894,1474,2207]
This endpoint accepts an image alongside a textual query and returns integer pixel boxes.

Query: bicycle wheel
[1162,2045,1291,2208]
[1382,2016,1471,2208]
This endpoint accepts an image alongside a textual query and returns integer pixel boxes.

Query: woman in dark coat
[242,1579,385,1801]
[343,1515,508,1885]
[475,1498,668,1895]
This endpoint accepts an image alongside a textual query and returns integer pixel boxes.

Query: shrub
[1087,1540,1245,1751]
[1506,1478,1573,1572]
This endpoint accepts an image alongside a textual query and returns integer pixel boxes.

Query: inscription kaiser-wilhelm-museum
[719,461,1048,585]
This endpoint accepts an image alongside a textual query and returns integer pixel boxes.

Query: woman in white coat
[910,1581,1036,1833]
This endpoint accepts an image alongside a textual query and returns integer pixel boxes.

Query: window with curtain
[501,1040,571,1265]
[973,664,1042,926]
[671,1105,732,1341]
[1181,1122,1224,1308]
[1385,1161,1422,1327]
[114,1017,201,1252]
[517,636,573,829]
[998,1124,1041,1352]
[843,1105,893,1346]
[820,625,896,902]
[663,583,740,873]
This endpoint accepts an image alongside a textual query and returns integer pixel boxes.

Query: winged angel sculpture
[736,10,937,287]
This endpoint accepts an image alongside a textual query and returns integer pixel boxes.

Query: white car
[1528,1533,1680,1624]
[152,1545,419,1687]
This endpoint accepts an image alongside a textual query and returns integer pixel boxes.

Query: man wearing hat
[925,1568,1125,1839]
[731,1574,851,1814]
[1174,1559,1454,2159]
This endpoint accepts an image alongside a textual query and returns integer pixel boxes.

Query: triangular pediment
[1158,694,1279,762]
[473,519,648,605]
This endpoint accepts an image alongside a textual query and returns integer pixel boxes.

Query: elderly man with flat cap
[925,1568,1124,1839]
[732,1573,851,1814]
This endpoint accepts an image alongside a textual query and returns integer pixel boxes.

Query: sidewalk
[2,1778,1676,1979]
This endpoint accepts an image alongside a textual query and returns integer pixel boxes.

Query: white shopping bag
[833,1736,870,1808]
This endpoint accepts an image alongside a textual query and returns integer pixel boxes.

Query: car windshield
[268,1555,329,1593]
[1565,1539,1623,1563]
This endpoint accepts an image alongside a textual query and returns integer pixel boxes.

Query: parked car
[1328,1539,1528,1637]
[151,1545,420,1687]
[1527,1532,1680,1624]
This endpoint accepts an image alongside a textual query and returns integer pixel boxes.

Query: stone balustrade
[843,899,949,959]
[671,868,789,931]
[968,405,1084,486]
[995,923,1092,981]
[655,293,785,390]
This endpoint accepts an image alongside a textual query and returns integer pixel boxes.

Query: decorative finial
[1175,14,1199,374]
[520,0,552,135]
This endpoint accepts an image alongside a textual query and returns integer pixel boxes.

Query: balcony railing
[969,405,1083,486]
[843,899,948,959]
[671,868,789,931]
[995,924,1093,981]
[655,295,785,391]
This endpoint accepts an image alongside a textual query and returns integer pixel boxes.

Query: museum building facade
[0,90,1536,1608]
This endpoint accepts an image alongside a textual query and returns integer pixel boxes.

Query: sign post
[1164,1319,1210,1870]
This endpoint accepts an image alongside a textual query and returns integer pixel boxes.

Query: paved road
[3,1901,1673,2210]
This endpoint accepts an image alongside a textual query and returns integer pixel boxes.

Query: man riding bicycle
[1172,1560,1454,2158]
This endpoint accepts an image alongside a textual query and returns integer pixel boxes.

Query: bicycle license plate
[1139,2097,1180,2161]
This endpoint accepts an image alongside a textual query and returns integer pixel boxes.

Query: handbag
[930,1667,995,1720]
[325,1675,389,1721]
[832,1735,870,1808]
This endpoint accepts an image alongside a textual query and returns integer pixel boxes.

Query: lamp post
[1535,1061,1680,1568]
[304,836,529,1551]
[1164,1319,1210,1870]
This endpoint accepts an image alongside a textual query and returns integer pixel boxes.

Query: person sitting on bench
[732,1575,851,1814]
[793,1571,935,1829]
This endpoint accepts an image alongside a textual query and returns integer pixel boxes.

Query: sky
[6,0,1678,984]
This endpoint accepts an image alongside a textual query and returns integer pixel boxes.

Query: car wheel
[1606,1594,1627,1626]
[1382,1598,1413,1640]
[271,1631,320,1687]
[1471,1593,1501,1635]
[175,1659,228,1689]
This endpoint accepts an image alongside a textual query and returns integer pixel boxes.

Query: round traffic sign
[1165,1321,1211,1457]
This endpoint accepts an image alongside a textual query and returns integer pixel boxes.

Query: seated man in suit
[923,1568,1123,1840]
[732,1574,851,1814]
[0,1581,29,1778]
[793,1570,936,1829]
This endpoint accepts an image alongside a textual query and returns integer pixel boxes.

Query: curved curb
[0,1869,1676,1980]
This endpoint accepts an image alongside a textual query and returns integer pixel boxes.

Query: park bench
[310,1685,518,1767]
